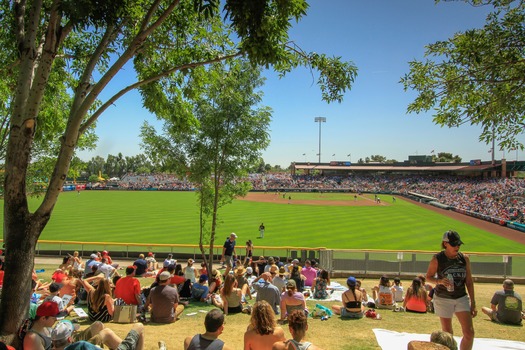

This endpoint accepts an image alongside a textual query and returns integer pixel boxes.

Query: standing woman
[426,230,476,350]
[244,240,254,266]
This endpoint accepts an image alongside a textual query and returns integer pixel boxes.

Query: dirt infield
[239,191,384,206]
[240,192,525,246]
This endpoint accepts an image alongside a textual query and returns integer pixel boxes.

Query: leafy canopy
[402,0,525,151]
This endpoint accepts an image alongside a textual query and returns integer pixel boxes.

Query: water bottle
[35,269,45,273]
[446,273,454,292]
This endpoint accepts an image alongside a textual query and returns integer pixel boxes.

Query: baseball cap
[292,259,299,264]
[442,230,464,246]
[246,267,253,274]
[36,301,68,317]
[102,250,108,255]
[159,271,171,281]
[148,252,154,257]
[163,260,170,267]
[49,282,63,293]
[51,320,80,341]
[286,279,296,288]
[90,253,97,259]
[347,276,356,286]
[199,274,208,282]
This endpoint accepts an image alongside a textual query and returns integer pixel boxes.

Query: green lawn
[2,190,522,253]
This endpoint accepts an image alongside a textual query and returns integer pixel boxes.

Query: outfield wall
[24,240,525,282]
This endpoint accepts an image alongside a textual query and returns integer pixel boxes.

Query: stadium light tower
[314,117,326,163]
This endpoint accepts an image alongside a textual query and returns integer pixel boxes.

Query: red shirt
[169,275,185,286]
[114,276,141,305]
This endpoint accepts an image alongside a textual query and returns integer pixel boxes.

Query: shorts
[224,255,233,268]
[117,329,140,350]
[341,308,364,319]
[73,328,103,347]
[433,295,471,318]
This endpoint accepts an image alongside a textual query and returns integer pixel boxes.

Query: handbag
[113,304,137,323]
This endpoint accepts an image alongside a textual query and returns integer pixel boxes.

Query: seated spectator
[145,271,184,323]
[312,269,330,300]
[97,258,118,280]
[79,276,114,322]
[356,279,370,303]
[199,262,208,276]
[114,266,142,306]
[254,272,281,315]
[167,264,186,287]
[146,252,158,272]
[183,259,198,284]
[212,274,245,315]
[183,309,233,350]
[482,279,522,325]
[430,330,458,350]
[244,300,286,350]
[101,250,119,269]
[272,309,324,350]
[43,282,74,315]
[235,266,249,292]
[372,275,394,309]
[208,269,222,295]
[331,276,364,319]
[71,251,84,277]
[133,254,154,277]
[403,278,428,313]
[58,276,79,308]
[83,254,100,277]
[417,273,434,312]
[279,280,307,322]
[58,256,73,276]
[391,277,404,303]
[289,261,304,293]
[300,260,317,288]
[272,267,287,293]
[191,274,210,302]
[52,268,68,283]
[51,319,146,350]
[164,253,177,268]
[22,301,67,350]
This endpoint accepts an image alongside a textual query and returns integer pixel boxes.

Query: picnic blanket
[305,282,347,302]
[373,328,525,350]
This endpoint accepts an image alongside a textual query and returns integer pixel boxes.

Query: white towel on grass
[373,328,525,350]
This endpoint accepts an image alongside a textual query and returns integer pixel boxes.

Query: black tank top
[434,251,467,299]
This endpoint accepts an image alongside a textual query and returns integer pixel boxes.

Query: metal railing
[23,240,525,281]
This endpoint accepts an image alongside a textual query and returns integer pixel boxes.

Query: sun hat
[278,267,287,276]
[235,267,246,276]
[230,232,237,238]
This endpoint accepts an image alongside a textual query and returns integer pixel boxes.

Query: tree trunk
[0,210,48,335]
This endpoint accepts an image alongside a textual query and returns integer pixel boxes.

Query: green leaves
[402,0,525,151]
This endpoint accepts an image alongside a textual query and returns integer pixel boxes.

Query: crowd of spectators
[111,173,525,223]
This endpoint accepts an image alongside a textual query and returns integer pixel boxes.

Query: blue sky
[78,1,522,168]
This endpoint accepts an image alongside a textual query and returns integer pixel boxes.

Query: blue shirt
[223,239,236,256]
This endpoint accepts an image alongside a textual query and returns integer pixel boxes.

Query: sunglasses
[448,242,462,247]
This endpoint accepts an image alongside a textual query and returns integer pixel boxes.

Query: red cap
[148,252,154,256]
[102,250,108,255]
[36,301,68,317]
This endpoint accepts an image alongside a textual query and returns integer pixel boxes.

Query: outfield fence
[25,240,525,282]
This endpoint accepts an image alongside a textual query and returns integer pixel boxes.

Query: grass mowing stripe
[0,191,519,252]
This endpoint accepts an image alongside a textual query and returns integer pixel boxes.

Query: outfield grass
[3,190,522,253]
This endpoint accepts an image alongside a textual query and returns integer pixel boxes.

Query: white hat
[159,271,171,281]
[246,267,253,274]
[90,253,97,259]
[230,232,237,238]
[51,320,79,341]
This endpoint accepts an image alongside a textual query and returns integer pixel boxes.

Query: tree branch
[79,51,242,134]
